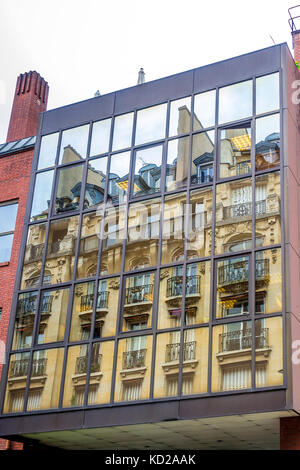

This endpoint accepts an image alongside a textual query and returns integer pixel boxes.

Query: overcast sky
[0,0,298,142]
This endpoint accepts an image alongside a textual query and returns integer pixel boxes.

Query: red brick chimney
[6,71,49,142]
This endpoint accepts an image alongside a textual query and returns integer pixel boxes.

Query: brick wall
[0,148,34,450]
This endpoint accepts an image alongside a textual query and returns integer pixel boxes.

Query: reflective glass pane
[166,137,189,192]
[154,328,208,398]
[133,145,163,197]
[38,133,59,169]
[0,234,13,263]
[216,256,249,318]
[255,171,281,247]
[30,170,54,221]
[135,103,167,145]
[84,157,107,209]
[122,273,154,331]
[3,352,30,413]
[69,282,95,342]
[255,114,280,171]
[215,178,252,255]
[12,292,38,350]
[219,80,252,124]
[20,222,47,290]
[76,212,101,279]
[169,96,191,137]
[90,118,111,156]
[255,249,282,314]
[59,124,89,164]
[37,288,69,344]
[125,199,160,271]
[63,344,89,407]
[0,202,18,233]
[187,187,212,259]
[108,151,131,205]
[184,261,210,325]
[256,73,279,115]
[158,266,183,330]
[27,348,64,410]
[191,131,214,185]
[87,341,114,405]
[161,193,186,265]
[114,335,152,402]
[181,328,208,395]
[219,125,251,179]
[94,277,119,338]
[43,215,79,285]
[193,90,216,130]
[255,317,283,387]
[212,320,252,392]
[55,164,84,214]
[154,331,179,398]
[112,113,134,151]
[101,206,125,275]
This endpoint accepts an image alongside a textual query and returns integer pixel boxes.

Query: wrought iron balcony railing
[218,328,269,353]
[223,200,266,219]
[191,173,213,184]
[236,161,251,175]
[41,295,54,314]
[166,275,200,297]
[17,296,37,316]
[125,284,153,304]
[75,354,102,374]
[80,292,109,311]
[16,295,54,317]
[165,341,196,362]
[218,259,269,286]
[122,349,146,369]
[9,358,47,378]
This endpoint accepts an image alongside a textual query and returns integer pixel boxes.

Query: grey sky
[0,0,297,143]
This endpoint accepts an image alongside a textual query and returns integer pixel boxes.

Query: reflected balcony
[163,341,198,375]
[165,275,201,308]
[120,349,147,381]
[165,341,196,362]
[75,354,102,375]
[79,292,109,321]
[123,284,153,316]
[122,349,146,370]
[236,160,251,175]
[8,358,47,380]
[217,328,270,362]
[16,295,53,322]
[223,200,266,220]
[218,259,269,293]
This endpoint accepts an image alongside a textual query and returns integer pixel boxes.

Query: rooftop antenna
[137,68,145,85]
[269,34,276,45]
[94,90,101,97]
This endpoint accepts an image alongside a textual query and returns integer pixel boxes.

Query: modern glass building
[0,42,300,450]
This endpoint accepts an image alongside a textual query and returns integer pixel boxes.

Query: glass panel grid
[3,72,285,415]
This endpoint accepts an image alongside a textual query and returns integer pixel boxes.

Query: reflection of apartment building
[2,38,300,450]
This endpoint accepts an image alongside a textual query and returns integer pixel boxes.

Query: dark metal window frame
[0,63,286,419]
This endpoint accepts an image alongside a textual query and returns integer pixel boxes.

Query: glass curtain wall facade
[1,70,284,415]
